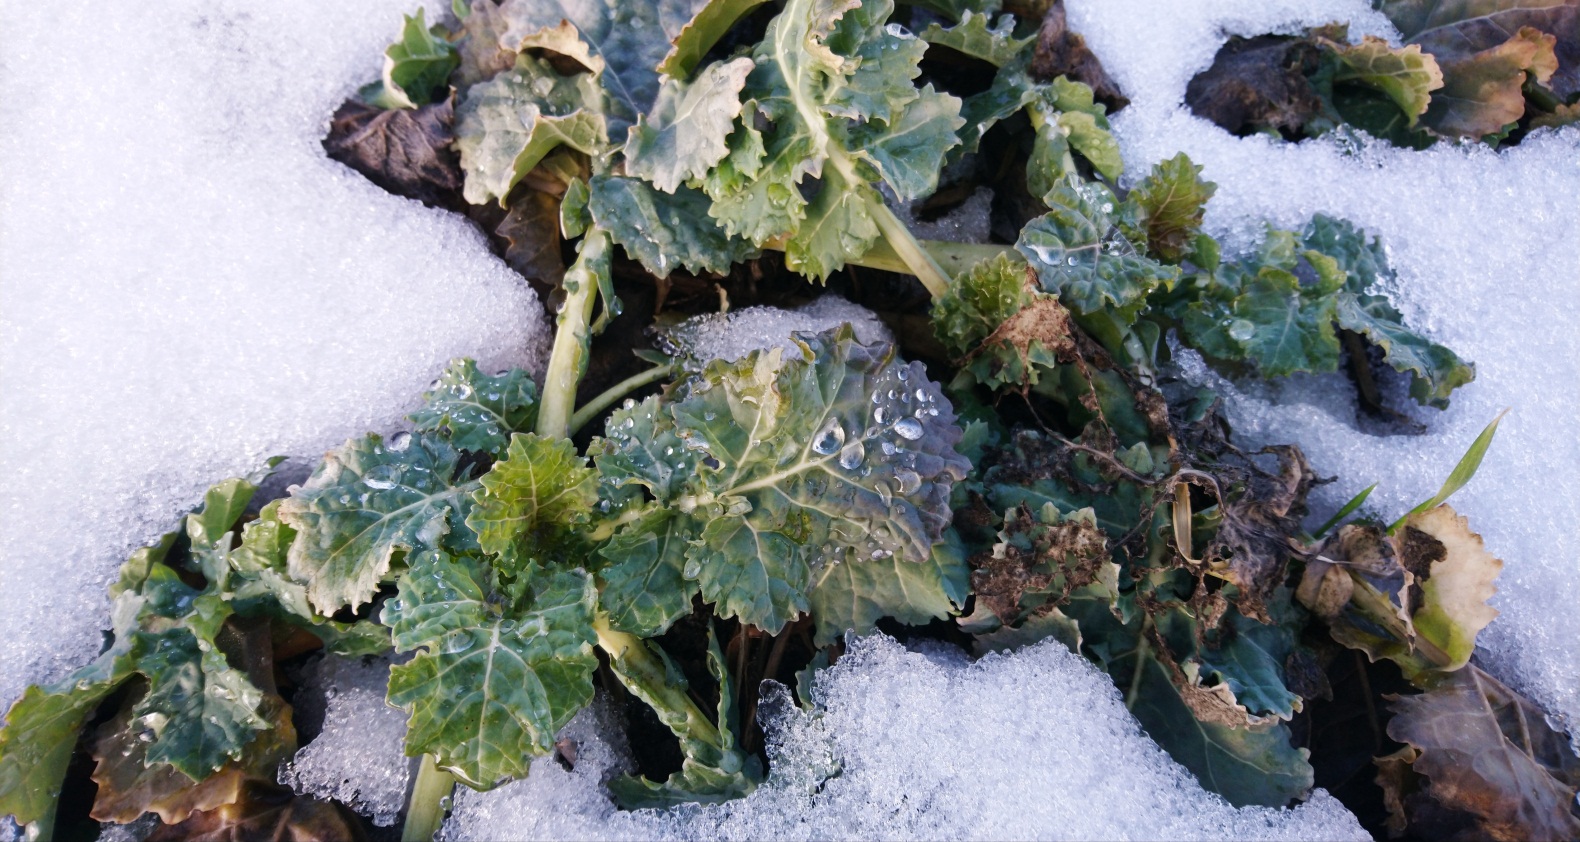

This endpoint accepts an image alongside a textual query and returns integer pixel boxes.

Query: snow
[440,633,1367,841]
[0,0,550,708]
[663,296,894,364]
[1066,0,1580,741]
[279,654,413,826]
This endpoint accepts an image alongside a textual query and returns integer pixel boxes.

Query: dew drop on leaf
[893,417,924,440]
[388,431,412,452]
[838,440,865,470]
[812,418,845,455]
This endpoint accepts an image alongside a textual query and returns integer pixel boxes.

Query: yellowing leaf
[1395,505,1502,673]
[1318,36,1443,123]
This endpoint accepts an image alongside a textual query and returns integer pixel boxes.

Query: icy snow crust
[280,655,412,826]
[1065,0,1580,738]
[440,634,1367,841]
[0,0,549,708]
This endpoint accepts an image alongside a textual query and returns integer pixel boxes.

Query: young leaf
[381,9,460,109]
[1393,410,1504,528]
[280,432,479,614]
[467,433,599,582]
[624,57,756,193]
[1385,666,1580,841]
[586,175,759,277]
[409,358,540,457]
[454,55,609,206]
[667,326,971,632]
[1125,153,1217,264]
[385,551,599,788]
[597,509,699,637]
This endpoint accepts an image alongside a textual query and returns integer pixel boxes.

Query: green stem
[594,616,725,753]
[402,754,455,842]
[764,237,1015,290]
[537,228,611,439]
[568,362,677,437]
[867,200,955,298]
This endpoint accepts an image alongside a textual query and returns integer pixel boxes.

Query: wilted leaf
[1379,0,1580,98]
[1395,506,1502,673]
[1185,35,1325,136]
[496,189,566,291]
[1421,26,1560,137]
[409,358,540,457]
[454,55,608,206]
[323,99,462,210]
[280,432,479,613]
[147,781,366,842]
[1317,35,1443,123]
[934,252,1078,389]
[1385,666,1580,841]
[385,551,599,788]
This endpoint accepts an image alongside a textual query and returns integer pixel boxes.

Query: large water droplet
[838,440,865,470]
[388,431,412,452]
[363,463,402,491]
[1227,319,1256,342]
[894,469,921,495]
[893,417,924,440]
[811,418,846,455]
[442,630,475,654]
[682,558,702,579]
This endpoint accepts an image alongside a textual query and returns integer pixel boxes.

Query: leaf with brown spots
[969,502,1112,626]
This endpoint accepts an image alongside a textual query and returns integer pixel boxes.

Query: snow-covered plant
[3,0,1576,840]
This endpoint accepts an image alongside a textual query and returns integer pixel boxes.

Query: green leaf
[598,510,699,637]
[586,175,759,277]
[934,252,1078,389]
[659,0,772,78]
[454,54,608,207]
[919,11,1031,67]
[129,630,269,781]
[1334,293,1475,407]
[1316,35,1443,124]
[624,58,756,193]
[700,0,963,275]
[386,551,599,789]
[1395,411,1504,527]
[1126,153,1217,264]
[1057,110,1122,181]
[1015,177,1178,321]
[382,9,460,109]
[467,433,599,583]
[666,326,971,631]
[807,527,970,646]
[280,432,479,614]
[0,681,125,825]
[1230,267,1341,377]
[590,395,699,507]
[409,358,539,457]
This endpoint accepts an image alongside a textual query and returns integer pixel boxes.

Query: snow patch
[441,633,1366,841]
[0,0,550,706]
[664,296,894,364]
[280,655,412,826]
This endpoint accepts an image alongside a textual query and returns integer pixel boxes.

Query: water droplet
[442,630,475,654]
[893,417,924,440]
[137,729,155,743]
[811,418,845,455]
[838,440,865,470]
[363,463,402,491]
[682,558,702,578]
[622,417,635,430]
[894,469,921,495]
[897,367,909,381]
[874,405,889,425]
[1066,255,1078,266]
[622,398,636,410]
[1228,319,1256,342]
[388,431,412,452]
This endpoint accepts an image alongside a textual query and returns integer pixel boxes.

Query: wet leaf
[147,780,366,842]
[495,189,567,291]
[625,57,756,193]
[586,175,759,277]
[808,527,971,646]
[409,358,540,457]
[381,9,460,109]
[467,433,600,593]
[920,11,1032,67]
[1125,153,1216,264]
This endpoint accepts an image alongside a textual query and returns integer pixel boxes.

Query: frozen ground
[1,0,1575,838]
[0,0,550,708]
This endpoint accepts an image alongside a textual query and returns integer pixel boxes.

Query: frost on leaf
[1382,666,1580,841]
[280,432,479,614]
[385,551,598,789]
[409,358,539,457]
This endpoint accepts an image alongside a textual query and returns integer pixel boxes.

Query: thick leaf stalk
[401,754,455,842]
[537,228,610,439]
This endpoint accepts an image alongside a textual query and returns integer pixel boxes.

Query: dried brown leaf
[1422,26,1560,137]
[496,189,566,292]
[1028,0,1128,109]
[148,781,367,842]
[323,98,462,210]
[1184,35,1325,136]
